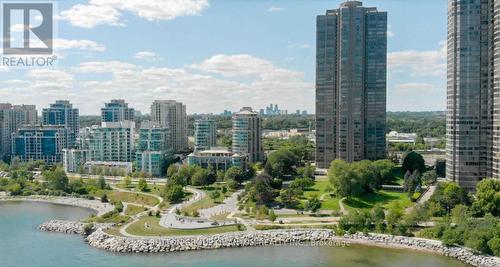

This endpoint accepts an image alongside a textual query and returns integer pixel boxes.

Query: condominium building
[62,148,88,173]
[447,0,499,190]
[81,121,135,163]
[232,107,264,163]
[11,125,67,165]
[42,100,79,148]
[101,99,135,123]
[194,119,217,151]
[150,100,188,152]
[0,104,37,160]
[135,121,173,177]
[315,1,387,168]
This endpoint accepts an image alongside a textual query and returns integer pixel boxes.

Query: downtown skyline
[0,0,447,115]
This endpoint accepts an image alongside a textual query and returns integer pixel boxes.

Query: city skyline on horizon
[0,0,447,115]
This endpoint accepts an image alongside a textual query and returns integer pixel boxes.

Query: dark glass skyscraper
[315,1,387,168]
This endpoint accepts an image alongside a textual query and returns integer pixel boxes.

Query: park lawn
[210,212,230,221]
[344,190,412,211]
[104,227,122,236]
[124,204,147,216]
[182,186,230,214]
[302,180,340,211]
[115,183,166,197]
[126,216,242,236]
[108,191,159,207]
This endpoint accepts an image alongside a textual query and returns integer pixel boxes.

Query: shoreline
[0,195,115,216]
[5,199,499,267]
[37,219,500,267]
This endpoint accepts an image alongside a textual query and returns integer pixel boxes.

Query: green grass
[126,216,242,236]
[344,190,412,211]
[182,186,231,214]
[124,204,147,216]
[103,227,122,236]
[108,191,159,207]
[302,180,340,211]
[210,212,230,221]
[85,211,130,224]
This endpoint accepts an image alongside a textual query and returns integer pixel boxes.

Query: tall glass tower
[315,1,387,168]
[447,0,496,190]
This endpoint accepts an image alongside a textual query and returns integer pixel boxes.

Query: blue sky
[0,0,447,115]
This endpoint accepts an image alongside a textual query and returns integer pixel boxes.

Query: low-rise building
[188,147,246,171]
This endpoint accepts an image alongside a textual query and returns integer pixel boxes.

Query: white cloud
[59,0,209,28]
[388,42,446,77]
[73,61,138,73]
[134,51,163,61]
[54,38,106,51]
[267,6,284,12]
[0,53,312,114]
[57,4,123,28]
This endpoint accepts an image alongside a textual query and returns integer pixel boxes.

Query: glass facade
[12,126,67,165]
[447,0,497,190]
[194,119,217,151]
[232,108,263,163]
[42,100,79,149]
[316,1,387,168]
[101,99,135,123]
[135,121,172,177]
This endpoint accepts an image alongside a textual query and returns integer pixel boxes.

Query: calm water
[0,202,467,267]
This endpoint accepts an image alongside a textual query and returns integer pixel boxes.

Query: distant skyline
[0,0,447,115]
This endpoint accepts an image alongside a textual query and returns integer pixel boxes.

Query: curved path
[107,185,164,237]
[199,190,242,218]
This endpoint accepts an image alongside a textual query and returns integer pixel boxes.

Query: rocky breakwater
[86,229,335,253]
[84,229,500,267]
[38,220,113,235]
[342,233,500,267]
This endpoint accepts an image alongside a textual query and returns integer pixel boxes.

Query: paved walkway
[199,190,242,219]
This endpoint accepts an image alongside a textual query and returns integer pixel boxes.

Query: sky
[0,0,448,115]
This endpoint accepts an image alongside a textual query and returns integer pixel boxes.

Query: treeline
[387,111,445,138]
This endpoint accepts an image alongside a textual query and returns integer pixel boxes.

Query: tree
[225,166,244,184]
[267,148,300,176]
[421,170,437,186]
[122,176,132,188]
[248,174,276,205]
[137,178,148,192]
[191,168,210,186]
[98,176,107,190]
[101,193,109,203]
[167,164,178,177]
[402,151,426,173]
[328,160,364,198]
[216,170,225,182]
[210,190,221,200]
[278,188,301,208]
[163,184,185,202]
[290,177,314,191]
[372,159,395,185]
[305,195,322,213]
[429,182,471,214]
[472,179,500,217]
[44,168,68,191]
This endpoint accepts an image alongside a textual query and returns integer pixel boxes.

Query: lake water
[0,202,467,267]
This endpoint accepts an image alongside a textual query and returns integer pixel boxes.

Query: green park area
[126,216,242,236]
